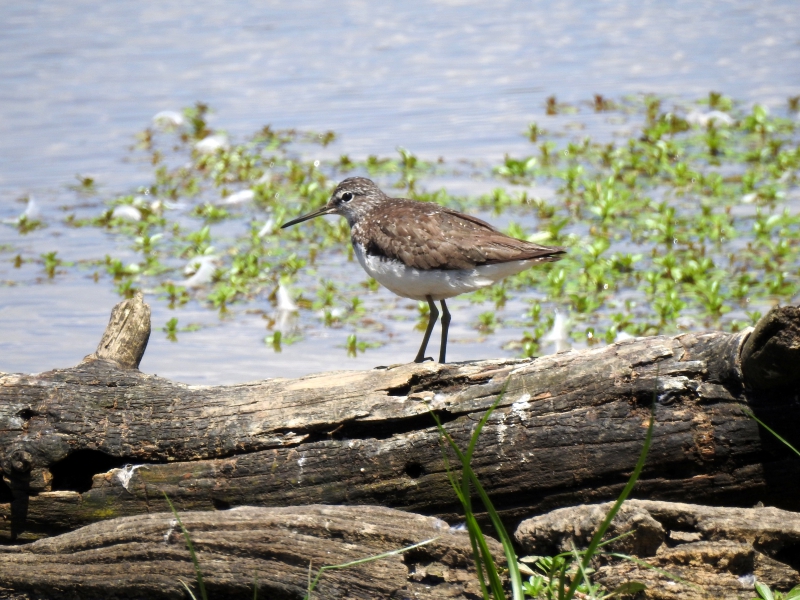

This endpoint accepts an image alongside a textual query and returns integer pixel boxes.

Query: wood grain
[0,504,497,599]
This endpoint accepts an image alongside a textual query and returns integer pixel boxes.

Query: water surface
[1,1,799,383]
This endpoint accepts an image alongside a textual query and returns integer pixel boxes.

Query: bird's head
[280,177,385,229]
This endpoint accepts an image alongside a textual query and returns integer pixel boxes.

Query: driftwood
[515,499,800,599]
[1,293,799,547]
[0,504,498,599]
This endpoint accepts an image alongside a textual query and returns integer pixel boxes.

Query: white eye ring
[341,192,353,202]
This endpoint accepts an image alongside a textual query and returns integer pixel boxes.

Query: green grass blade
[465,378,511,463]
[164,493,208,600]
[569,543,594,599]
[464,461,524,600]
[460,448,474,532]
[459,379,524,600]
[453,462,503,597]
[178,579,199,600]
[593,529,636,549]
[429,385,512,599]
[437,433,491,598]
[459,434,493,596]
[606,553,703,591]
[466,513,506,599]
[465,521,492,599]
[304,537,438,600]
[460,384,511,599]
[432,404,492,596]
[557,558,568,600]
[741,408,800,457]
[563,400,655,600]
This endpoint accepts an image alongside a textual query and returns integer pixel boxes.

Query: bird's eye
[341,192,353,202]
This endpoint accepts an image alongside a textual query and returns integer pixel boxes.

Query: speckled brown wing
[361,200,565,270]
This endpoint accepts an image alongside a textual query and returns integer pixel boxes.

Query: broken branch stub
[87,290,151,369]
[741,305,800,390]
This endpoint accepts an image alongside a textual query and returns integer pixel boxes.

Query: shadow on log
[1,293,799,544]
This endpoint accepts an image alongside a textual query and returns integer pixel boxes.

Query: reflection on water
[1,0,799,383]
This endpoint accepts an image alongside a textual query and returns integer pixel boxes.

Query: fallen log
[0,504,497,599]
[1,293,799,542]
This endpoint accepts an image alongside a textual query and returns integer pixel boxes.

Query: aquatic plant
[7,95,798,357]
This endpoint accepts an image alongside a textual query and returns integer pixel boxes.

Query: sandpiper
[281,177,566,364]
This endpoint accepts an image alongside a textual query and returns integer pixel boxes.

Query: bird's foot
[413,356,435,363]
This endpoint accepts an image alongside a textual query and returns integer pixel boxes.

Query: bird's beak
[280,205,336,229]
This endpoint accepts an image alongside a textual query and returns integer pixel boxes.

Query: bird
[280,177,565,364]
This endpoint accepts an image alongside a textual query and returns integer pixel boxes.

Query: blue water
[1,0,799,383]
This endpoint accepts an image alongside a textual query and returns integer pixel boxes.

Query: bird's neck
[341,197,385,229]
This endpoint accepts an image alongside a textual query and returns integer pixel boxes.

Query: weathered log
[1,296,799,542]
[515,499,800,599]
[0,504,498,599]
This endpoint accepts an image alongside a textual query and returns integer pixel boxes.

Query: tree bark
[1,295,799,542]
[0,504,498,599]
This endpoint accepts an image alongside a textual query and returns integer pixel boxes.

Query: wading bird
[281,177,565,363]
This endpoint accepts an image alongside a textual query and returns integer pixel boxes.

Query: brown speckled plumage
[335,178,565,270]
[353,197,563,270]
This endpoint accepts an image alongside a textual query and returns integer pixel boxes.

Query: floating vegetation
[6,94,799,357]
[163,317,201,342]
[41,251,64,278]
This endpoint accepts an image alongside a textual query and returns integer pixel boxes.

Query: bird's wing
[365,202,565,270]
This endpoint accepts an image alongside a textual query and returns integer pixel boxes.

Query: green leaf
[755,581,775,600]
[785,585,800,600]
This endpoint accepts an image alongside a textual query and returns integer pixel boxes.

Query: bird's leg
[414,295,439,363]
[438,299,451,364]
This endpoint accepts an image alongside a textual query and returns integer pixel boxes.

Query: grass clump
[429,379,658,599]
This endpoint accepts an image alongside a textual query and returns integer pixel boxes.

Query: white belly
[353,243,535,301]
